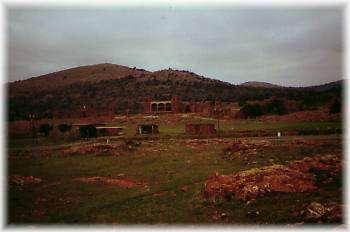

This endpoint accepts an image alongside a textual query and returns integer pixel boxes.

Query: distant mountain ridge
[10,63,342,91]
[240,80,344,89]
[9,63,224,96]
[304,80,344,91]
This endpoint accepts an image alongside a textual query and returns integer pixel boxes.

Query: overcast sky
[8,6,343,86]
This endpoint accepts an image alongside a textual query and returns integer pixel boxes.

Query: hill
[8,63,150,96]
[8,63,343,120]
[304,80,344,91]
[240,81,283,88]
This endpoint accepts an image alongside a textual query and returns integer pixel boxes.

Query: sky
[7,6,343,86]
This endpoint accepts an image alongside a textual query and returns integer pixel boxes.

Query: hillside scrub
[8,64,342,120]
[39,124,53,137]
[79,125,97,139]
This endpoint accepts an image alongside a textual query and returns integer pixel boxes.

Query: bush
[39,124,53,137]
[238,100,246,107]
[57,124,72,134]
[98,128,108,136]
[79,125,97,139]
[240,103,262,118]
[329,99,341,114]
[266,98,288,115]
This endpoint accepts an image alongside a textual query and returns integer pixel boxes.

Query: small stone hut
[137,124,159,135]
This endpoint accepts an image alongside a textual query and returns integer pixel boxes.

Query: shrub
[79,125,97,139]
[238,100,246,107]
[240,104,262,118]
[329,99,341,114]
[57,124,72,134]
[266,98,288,115]
[99,128,108,136]
[39,124,53,137]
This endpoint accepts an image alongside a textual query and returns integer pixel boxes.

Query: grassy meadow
[7,114,343,224]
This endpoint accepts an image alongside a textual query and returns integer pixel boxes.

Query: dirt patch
[183,139,212,151]
[183,138,237,151]
[10,175,42,186]
[74,176,147,189]
[181,185,191,192]
[153,191,167,197]
[203,154,342,202]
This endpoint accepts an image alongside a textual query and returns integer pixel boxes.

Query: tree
[240,103,262,118]
[57,124,72,134]
[79,125,97,139]
[330,99,341,114]
[238,99,246,107]
[266,98,288,115]
[39,124,53,137]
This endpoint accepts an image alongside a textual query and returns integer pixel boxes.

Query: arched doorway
[185,105,191,113]
[151,103,157,112]
[158,103,165,111]
[165,103,172,111]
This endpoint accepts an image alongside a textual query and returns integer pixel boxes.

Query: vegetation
[8,136,342,224]
[330,99,341,114]
[79,125,97,139]
[57,124,72,134]
[8,71,342,120]
[265,98,288,115]
[239,98,289,118]
[240,104,262,118]
[39,124,53,137]
[7,64,343,224]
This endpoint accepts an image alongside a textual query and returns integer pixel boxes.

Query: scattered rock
[203,154,341,202]
[74,176,146,189]
[294,202,342,223]
[10,175,42,186]
[222,140,269,161]
[63,143,133,156]
[305,202,329,220]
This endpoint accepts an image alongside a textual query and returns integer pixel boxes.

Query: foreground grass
[8,135,342,224]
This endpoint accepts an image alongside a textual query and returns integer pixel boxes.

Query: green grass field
[7,114,343,224]
[8,114,342,149]
[8,136,342,224]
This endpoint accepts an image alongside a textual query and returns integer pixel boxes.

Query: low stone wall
[185,124,216,135]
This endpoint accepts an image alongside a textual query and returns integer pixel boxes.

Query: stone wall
[185,123,216,135]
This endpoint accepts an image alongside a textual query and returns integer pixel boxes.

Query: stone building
[143,97,179,114]
[143,96,236,117]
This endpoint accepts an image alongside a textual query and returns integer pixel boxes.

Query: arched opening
[151,103,157,112]
[158,103,165,111]
[165,103,172,111]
